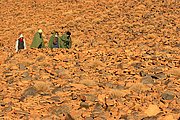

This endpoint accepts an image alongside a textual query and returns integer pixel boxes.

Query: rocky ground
[0,0,180,119]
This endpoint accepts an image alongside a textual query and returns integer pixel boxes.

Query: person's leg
[38,43,42,48]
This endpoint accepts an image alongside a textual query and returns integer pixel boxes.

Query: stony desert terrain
[0,0,180,119]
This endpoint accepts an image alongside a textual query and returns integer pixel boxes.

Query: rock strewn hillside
[0,0,180,119]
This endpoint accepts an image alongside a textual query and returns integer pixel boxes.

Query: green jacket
[30,32,45,48]
[48,33,61,48]
[60,33,72,49]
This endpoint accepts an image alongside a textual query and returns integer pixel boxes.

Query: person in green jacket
[48,31,61,48]
[30,29,45,48]
[60,31,72,49]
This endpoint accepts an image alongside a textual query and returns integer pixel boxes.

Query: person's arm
[15,40,19,52]
[49,34,56,48]
[68,37,72,48]
[59,35,66,48]
[42,39,45,48]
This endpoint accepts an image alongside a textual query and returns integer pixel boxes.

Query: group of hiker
[15,29,72,52]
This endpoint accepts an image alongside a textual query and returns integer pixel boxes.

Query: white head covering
[55,34,58,37]
[38,29,43,33]
[19,34,23,38]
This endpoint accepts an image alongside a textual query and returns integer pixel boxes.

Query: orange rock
[0,0,179,119]
[158,114,176,120]
[144,104,161,117]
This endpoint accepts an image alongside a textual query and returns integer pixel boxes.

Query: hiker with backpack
[60,31,72,49]
[30,29,45,48]
[15,34,26,52]
[48,31,61,48]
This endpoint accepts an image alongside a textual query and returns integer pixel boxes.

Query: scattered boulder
[83,94,97,102]
[144,104,161,117]
[36,56,45,62]
[6,79,14,84]
[141,116,157,120]
[85,117,94,120]
[49,96,61,102]
[91,102,105,119]
[140,71,147,77]
[3,72,13,78]
[174,43,180,48]
[154,72,166,79]
[50,105,70,116]
[80,79,96,87]
[52,87,63,94]
[65,113,75,120]
[0,0,179,119]
[116,85,125,90]
[131,62,142,69]
[141,76,154,84]
[161,91,175,100]
[19,63,26,70]
[80,102,89,109]
[34,81,52,93]
[20,86,37,101]
[2,106,12,112]
[21,71,29,78]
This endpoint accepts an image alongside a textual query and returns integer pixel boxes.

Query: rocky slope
[0,0,180,119]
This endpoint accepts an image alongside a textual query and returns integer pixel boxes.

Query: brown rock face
[0,0,180,119]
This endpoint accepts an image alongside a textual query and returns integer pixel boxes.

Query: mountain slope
[0,0,180,119]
